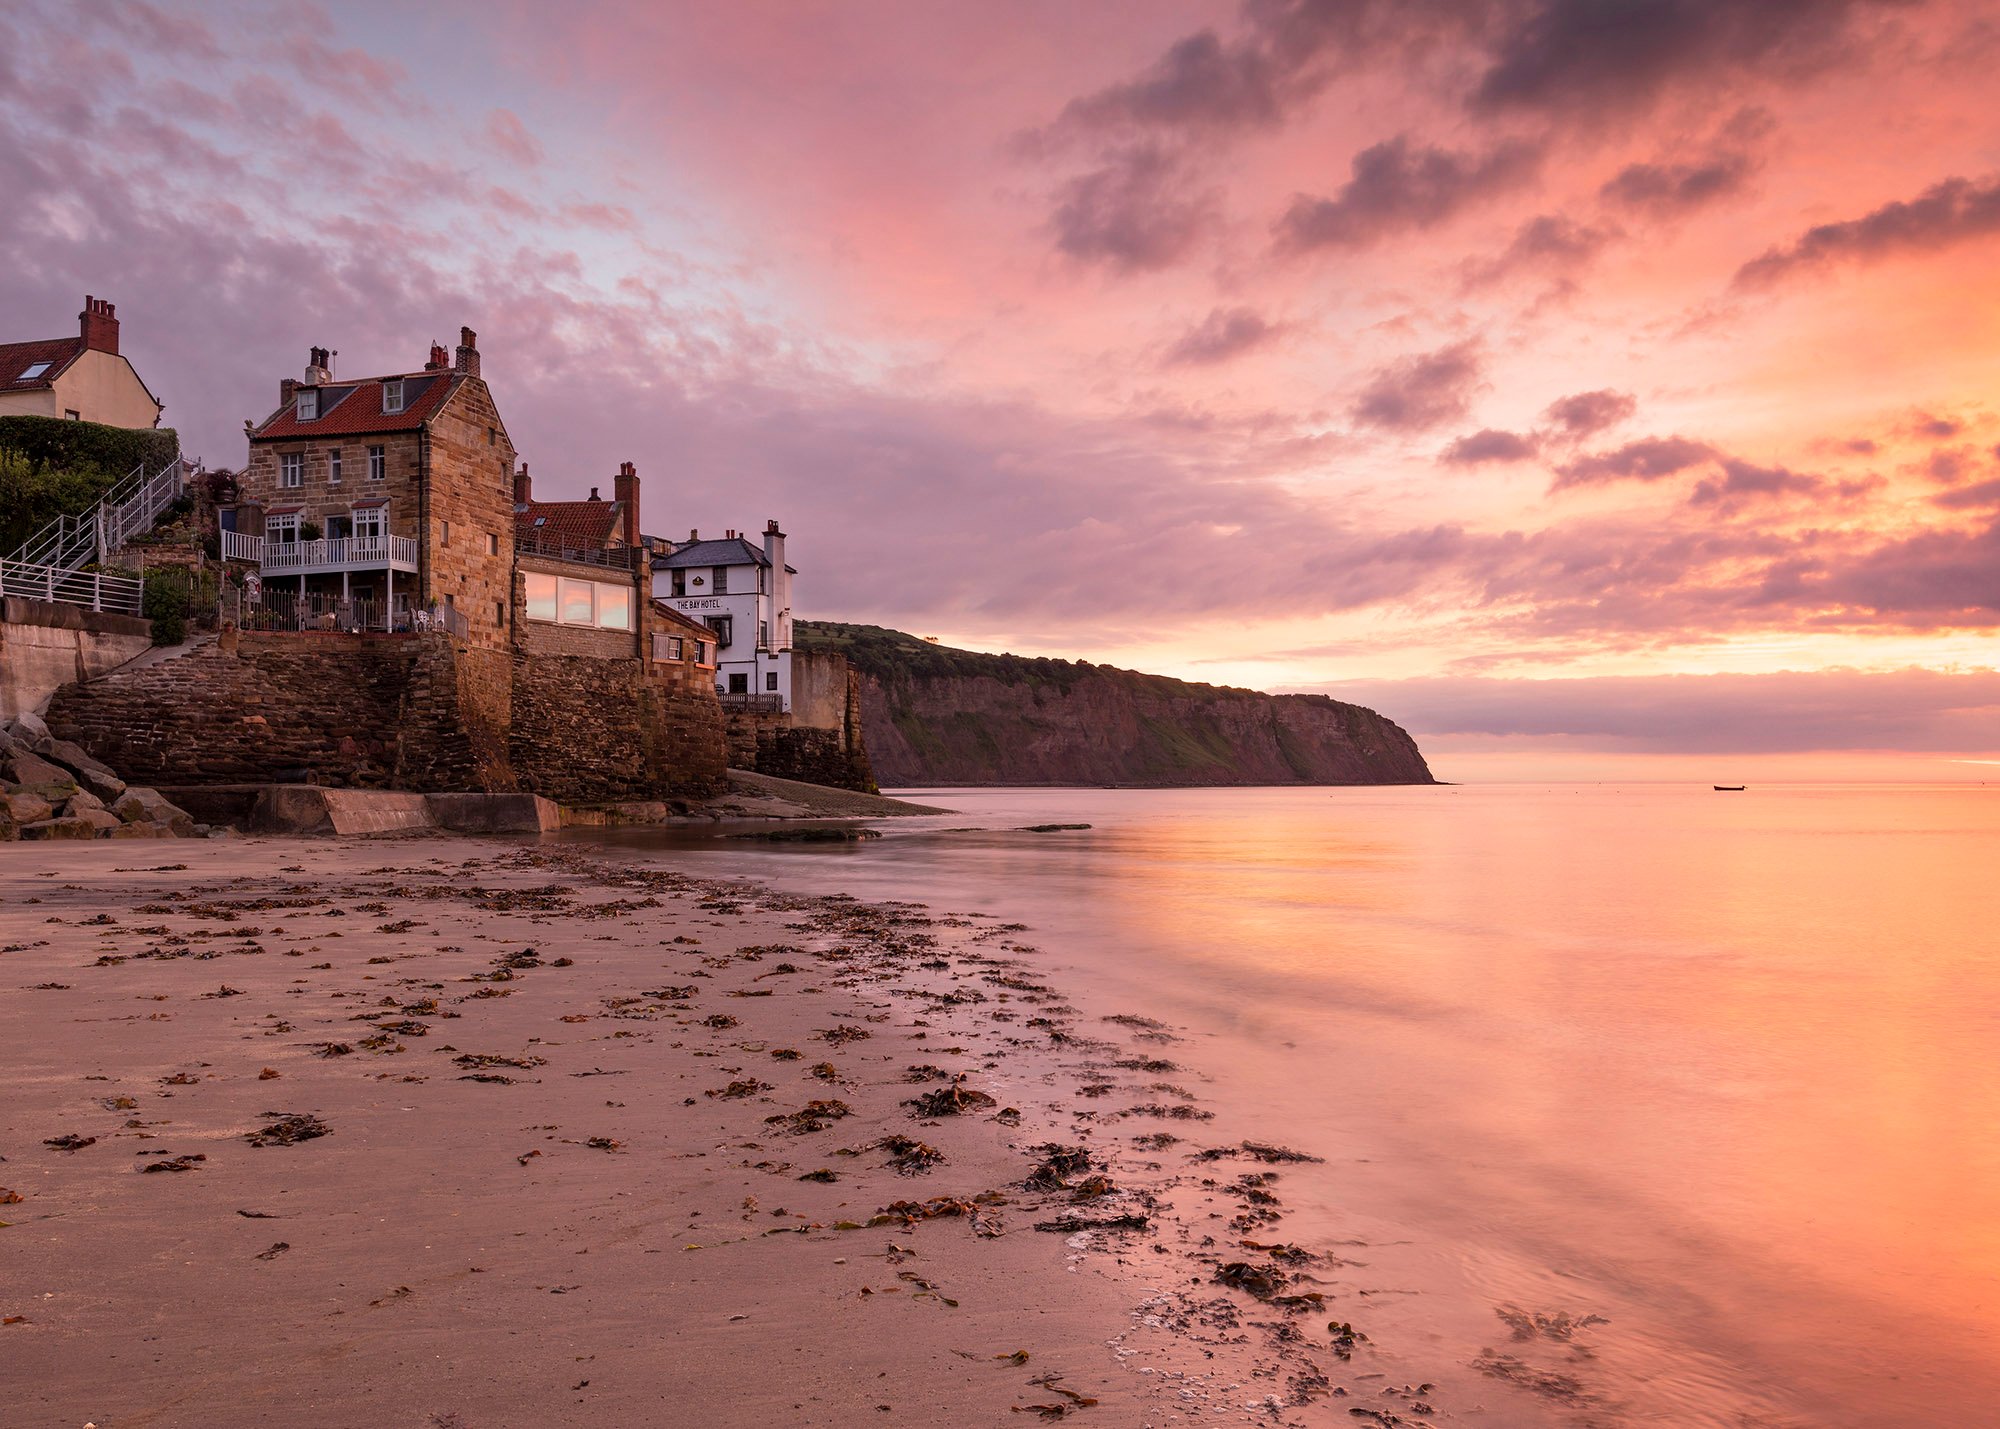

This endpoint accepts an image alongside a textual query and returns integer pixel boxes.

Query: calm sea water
[567,784,2000,1425]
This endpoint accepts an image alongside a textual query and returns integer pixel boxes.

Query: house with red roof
[0,295,163,428]
[231,330,517,648]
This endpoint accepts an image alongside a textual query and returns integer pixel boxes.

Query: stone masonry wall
[509,654,726,802]
[720,651,875,792]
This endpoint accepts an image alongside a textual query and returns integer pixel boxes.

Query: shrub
[143,570,187,645]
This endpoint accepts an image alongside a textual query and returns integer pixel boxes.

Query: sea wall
[0,597,154,722]
[508,653,727,801]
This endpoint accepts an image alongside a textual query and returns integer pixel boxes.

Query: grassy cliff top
[797,620,1282,703]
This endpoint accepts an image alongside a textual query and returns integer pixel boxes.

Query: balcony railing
[221,529,264,563]
[260,533,420,574]
[717,693,786,714]
[515,534,646,570]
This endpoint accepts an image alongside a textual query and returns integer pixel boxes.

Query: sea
[565,784,2000,1426]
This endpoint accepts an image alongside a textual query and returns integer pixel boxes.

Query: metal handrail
[515,534,645,570]
[0,558,143,615]
[6,455,189,570]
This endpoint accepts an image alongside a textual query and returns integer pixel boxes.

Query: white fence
[7,455,188,572]
[0,558,143,616]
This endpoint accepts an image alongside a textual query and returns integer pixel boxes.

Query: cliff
[797,623,1435,788]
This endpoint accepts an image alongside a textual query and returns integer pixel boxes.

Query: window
[352,507,385,539]
[713,566,729,594]
[652,634,684,662]
[597,584,632,631]
[494,601,505,627]
[328,449,342,484]
[706,615,733,648]
[296,389,318,420]
[267,513,299,544]
[525,571,558,621]
[759,567,769,595]
[19,361,50,380]
[280,452,303,488]
[728,673,749,694]
[765,671,778,692]
[485,532,500,557]
[325,515,352,540]
[439,519,451,547]
[382,380,405,414]
[670,569,686,597]
[559,577,597,625]
[64,409,81,420]
[488,426,496,446]
[368,445,385,480]
[695,641,709,664]
[758,620,769,648]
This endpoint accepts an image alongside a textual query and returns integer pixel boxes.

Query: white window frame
[368,445,385,480]
[280,452,303,489]
[296,389,318,420]
[382,379,405,415]
[328,449,342,484]
[267,513,300,544]
[351,506,385,540]
[20,361,51,380]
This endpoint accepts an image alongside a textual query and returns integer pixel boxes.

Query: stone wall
[0,597,154,721]
[47,631,425,788]
[720,650,875,792]
[510,654,726,801]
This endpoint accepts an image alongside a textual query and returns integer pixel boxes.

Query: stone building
[227,331,515,647]
[0,295,164,428]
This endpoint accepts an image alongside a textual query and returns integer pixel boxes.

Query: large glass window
[597,584,632,631]
[524,572,557,622]
[559,577,596,625]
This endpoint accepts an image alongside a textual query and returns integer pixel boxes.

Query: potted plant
[299,519,323,541]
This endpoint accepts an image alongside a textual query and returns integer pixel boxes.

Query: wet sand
[0,839,1417,1428]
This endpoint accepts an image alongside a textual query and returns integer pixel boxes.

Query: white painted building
[650,520,795,710]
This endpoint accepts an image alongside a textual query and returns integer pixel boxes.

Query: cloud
[1441,428,1539,464]
[1471,0,1907,120]
[1465,211,1612,288]
[1602,150,1756,215]
[1554,435,1715,487]
[1327,667,2000,754]
[1164,306,1279,366]
[1925,446,1978,483]
[1050,146,1212,271]
[1688,456,1825,505]
[1277,136,1541,251]
[1054,29,1294,136]
[1351,341,1485,432]
[1933,478,2000,510]
[1541,389,1637,440]
[1824,515,2000,622]
[485,109,544,169]
[1735,172,2000,288]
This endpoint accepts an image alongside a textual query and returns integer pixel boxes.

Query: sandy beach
[1,837,1384,1428]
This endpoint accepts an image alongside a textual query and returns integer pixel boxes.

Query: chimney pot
[589,487,600,501]
[513,462,532,505]
[690,529,699,541]
[427,342,450,371]
[454,326,480,377]
[79,294,120,356]
[613,461,640,547]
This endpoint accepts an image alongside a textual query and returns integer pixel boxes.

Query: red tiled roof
[0,335,84,391]
[515,499,626,550]
[252,371,459,439]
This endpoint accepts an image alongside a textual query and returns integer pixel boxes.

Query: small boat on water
[1713,785,1746,791]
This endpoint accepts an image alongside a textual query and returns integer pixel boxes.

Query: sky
[2,0,1997,780]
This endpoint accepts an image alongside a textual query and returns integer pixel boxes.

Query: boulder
[33,737,125,798]
[67,788,107,815]
[5,789,54,824]
[3,750,77,799]
[73,807,123,835]
[112,787,196,835]
[19,816,97,840]
[8,710,51,744]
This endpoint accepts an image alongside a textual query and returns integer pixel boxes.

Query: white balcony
[221,529,264,563]
[259,533,420,575]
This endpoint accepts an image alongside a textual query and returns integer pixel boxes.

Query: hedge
[0,415,178,481]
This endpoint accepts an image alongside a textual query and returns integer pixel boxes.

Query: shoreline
[1,836,1398,1427]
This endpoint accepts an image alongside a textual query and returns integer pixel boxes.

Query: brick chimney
[588,487,600,501]
[454,325,479,378]
[614,461,640,547]
[513,462,532,505]
[79,296,119,355]
[426,342,450,371]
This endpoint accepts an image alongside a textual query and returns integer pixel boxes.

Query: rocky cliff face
[799,623,1434,788]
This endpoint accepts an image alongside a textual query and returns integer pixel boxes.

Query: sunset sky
[4,0,1997,779]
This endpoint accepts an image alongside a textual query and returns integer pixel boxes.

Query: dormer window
[296,389,319,420]
[382,379,405,414]
[19,361,51,381]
